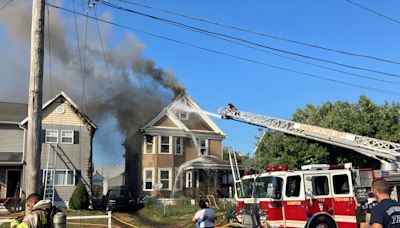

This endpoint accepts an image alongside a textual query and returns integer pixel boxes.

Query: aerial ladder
[219,104,400,166]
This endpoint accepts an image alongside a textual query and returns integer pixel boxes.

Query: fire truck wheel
[308,216,336,228]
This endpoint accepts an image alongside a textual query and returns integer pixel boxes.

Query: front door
[6,170,21,197]
[284,174,307,227]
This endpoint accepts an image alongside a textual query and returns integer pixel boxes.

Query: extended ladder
[228,148,243,198]
[219,105,400,164]
[43,144,57,204]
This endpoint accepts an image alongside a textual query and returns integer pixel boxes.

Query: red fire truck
[220,104,400,228]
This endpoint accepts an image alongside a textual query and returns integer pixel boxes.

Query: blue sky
[1,1,400,166]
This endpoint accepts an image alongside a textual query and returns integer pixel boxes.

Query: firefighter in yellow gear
[10,193,52,228]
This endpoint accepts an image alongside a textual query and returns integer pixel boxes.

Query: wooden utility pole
[25,0,45,196]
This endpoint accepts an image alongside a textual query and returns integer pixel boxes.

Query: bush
[69,180,90,210]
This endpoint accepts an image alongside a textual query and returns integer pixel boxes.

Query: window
[45,130,58,143]
[160,136,171,154]
[144,136,154,154]
[179,111,189,120]
[333,174,350,194]
[286,176,301,197]
[143,168,154,191]
[220,172,233,186]
[175,137,183,155]
[159,169,171,190]
[197,138,208,156]
[61,130,74,144]
[186,171,192,188]
[254,176,283,199]
[43,169,75,186]
[312,176,330,196]
[175,168,182,190]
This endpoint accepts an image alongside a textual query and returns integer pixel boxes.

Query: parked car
[103,189,136,211]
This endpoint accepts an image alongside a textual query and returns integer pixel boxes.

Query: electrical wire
[345,0,400,25]
[96,0,400,79]
[46,3,400,97]
[0,0,13,11]
[166,18,400,86]
[114,0,400,66]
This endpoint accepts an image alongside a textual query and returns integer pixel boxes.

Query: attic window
[179,111,189,120]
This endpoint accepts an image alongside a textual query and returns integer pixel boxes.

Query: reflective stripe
[16,223,28,228]
[41,217,47,225]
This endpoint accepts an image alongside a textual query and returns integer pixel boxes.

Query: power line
[165,17,400,86]
[97,1,400,79]
[114,0,400,66]
[345,0,400,25]
[0,0,13,11]
[46,3,400,97]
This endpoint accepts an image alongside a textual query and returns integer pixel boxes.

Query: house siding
[40,123,93,204]
[0,124,24,154]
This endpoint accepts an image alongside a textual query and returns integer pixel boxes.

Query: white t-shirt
[194,208,216,228]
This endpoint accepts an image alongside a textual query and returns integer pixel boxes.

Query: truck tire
[308,216,336,228]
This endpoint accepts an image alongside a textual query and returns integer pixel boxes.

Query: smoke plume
[0,2,185,161]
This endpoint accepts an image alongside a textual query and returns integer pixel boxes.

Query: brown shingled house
[133,95,235,199]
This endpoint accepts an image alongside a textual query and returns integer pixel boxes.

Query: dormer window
[179,111,189,120]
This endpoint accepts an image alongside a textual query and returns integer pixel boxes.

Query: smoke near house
[0,2,185,162]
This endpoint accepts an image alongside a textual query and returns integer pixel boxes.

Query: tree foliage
[69,180,90,210]
[254,96,400,170]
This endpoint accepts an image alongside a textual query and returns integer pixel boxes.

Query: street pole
[25,0,45,196]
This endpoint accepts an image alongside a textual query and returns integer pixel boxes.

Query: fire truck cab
[236,164,358,228]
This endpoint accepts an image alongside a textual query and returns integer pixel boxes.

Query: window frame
[60,130,74,144]
[143,168,154,191]
[312,175,330,196]
[159,136,172,154]
[186,171,192,188]
[143,136,155,154]
[178,111,189,120]
[158,168,172,191]
[197,138,209,156]
[45,129,58,143]
[43,169,75,186]
[332,174,350,195]
[175,137,183,155]
[285,175,302,198]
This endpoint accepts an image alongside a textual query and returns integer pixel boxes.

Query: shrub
[69,180,90,210]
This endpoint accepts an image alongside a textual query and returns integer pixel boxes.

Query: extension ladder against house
[43,144,57,204]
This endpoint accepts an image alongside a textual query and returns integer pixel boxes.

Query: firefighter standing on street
[361,178,400,228]
[10,193,52,228]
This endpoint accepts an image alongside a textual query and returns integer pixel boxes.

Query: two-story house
[131,95,234,199]
[0,91,97,207]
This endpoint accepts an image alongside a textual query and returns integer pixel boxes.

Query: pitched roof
[20,91,97,130]
[0,102,27,122]
[142,95,225,137]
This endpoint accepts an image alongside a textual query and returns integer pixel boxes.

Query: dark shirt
[370,199,400,227]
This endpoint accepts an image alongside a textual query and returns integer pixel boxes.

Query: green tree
[69,180,90,210]
[254,96,400,170]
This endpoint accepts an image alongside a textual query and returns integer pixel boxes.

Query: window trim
[158,168,172,191]
[197,138,209,156]
[60,130,74,144]
[143,167,154,191]
[178,111,189,120]
[186,171,192,188]
[175,137,183,155]
[43,169,75,186]
[45,129,58,144]
[159,136,172,154]
[143,136,155,154]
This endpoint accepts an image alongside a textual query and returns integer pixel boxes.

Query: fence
[145,197,195,216]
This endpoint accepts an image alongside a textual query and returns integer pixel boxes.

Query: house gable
[142,95,225,136]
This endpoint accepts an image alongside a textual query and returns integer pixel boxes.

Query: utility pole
[25,0,45,196]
